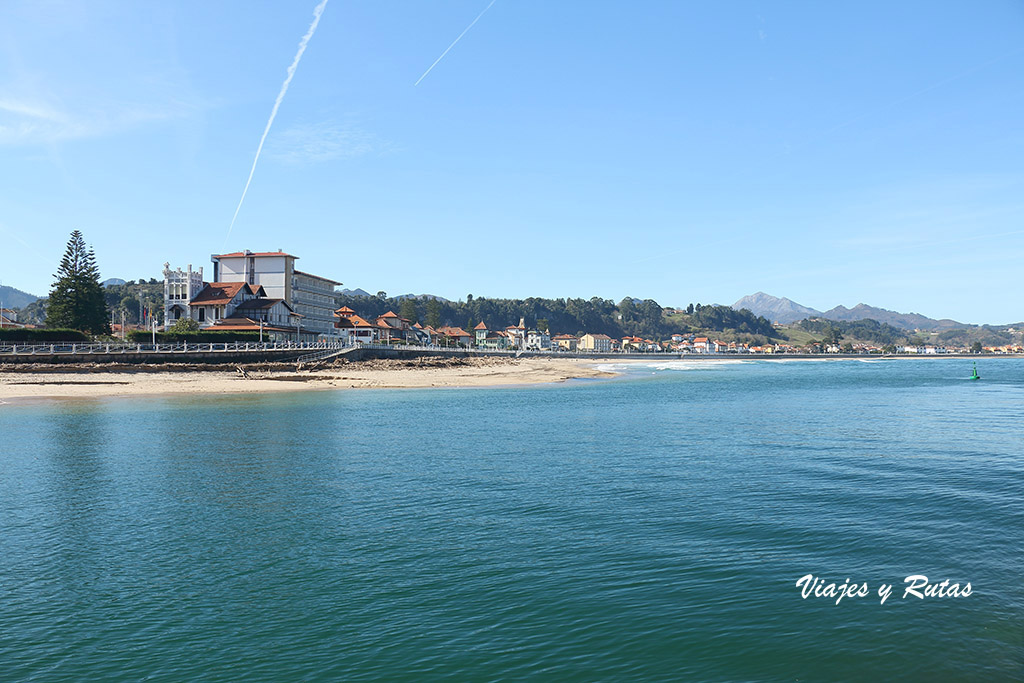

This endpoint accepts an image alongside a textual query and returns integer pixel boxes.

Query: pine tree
[46,230,110,334]
[399,298,419,324]
[425,297,442,328]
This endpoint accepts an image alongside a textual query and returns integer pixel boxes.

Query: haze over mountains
[732,292,965,331]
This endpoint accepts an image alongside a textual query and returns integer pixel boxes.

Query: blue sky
[1,1,1022,324]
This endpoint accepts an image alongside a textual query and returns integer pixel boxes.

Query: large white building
[163,263,206,324]
[209,250,342,338]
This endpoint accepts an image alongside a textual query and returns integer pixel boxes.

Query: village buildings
[163,249,342,341]
[0,308,25,328]
[579,333,613,353]
[155,250,989,354]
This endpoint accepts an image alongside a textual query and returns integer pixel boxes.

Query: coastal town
[3,245,1022,356]
[153,249,1024,355]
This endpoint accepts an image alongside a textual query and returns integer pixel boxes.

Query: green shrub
[0,328,89,343]
[126,330,263,343]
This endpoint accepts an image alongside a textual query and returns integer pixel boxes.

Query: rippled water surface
[2,359,1022,680]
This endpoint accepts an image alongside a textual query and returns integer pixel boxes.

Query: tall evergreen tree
[425,297,442,328]
[46,230,110,334]
[399,297,419,324]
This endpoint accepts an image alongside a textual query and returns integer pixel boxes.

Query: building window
[198,308,205,322]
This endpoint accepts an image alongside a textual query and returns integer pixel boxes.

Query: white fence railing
[0,340,347,356]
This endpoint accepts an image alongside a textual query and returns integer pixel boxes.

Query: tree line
[796,317,908,345]
[335,293,776,340]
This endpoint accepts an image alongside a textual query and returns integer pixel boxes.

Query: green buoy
[971,362,980,381]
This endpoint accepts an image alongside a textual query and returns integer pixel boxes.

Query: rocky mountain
[101,278,127,287]
[339,288,373,297]
[731,292,822,324]
[394,293,451,302]
[821,304,964,331]
[732,292,967,331]
[0,285,40,309]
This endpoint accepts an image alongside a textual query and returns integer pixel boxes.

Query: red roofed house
[188,281,300,339]
[552,334,578,351]
[474,321,489,347]
[374,310,413,342]
[209,249,341,338]
[0,308,26,328]
[504,317,527,349]
[334,307,378,344]
[165,251,341,340]
[436,326,473,346]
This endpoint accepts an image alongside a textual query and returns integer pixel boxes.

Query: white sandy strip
[0,359,615,403]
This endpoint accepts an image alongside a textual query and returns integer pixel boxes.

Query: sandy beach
[0,356,615,402]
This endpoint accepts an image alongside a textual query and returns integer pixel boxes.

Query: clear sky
[1,1,1022,324]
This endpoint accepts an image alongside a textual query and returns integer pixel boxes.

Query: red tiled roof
[335,306,356,315]
[213,250,296,259]
[336,315,376,329]
[379,310,400,318]
[207,317,293,333]
[474,321,488,330]
[189,282,249,305]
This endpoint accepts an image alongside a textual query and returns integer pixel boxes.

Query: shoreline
[0,357,616,404]
[1,353,1015,405]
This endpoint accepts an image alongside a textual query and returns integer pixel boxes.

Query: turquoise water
[1,359,1022,681]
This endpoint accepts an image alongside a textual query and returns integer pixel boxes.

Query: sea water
[1,359,1022,680]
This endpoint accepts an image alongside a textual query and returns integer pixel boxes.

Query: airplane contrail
[415,0,497,86]
[224,0,329,248]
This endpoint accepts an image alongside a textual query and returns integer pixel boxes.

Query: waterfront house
[436,326,473,346]
[526,329,551,350]
[579,333,613,353]
[0,308,26,328]
[504,318,527,349]
[693,337,710,353]
[474,321,489,347]
[183,281,301,339]
[165,249,342,340]
[334,307,378,344]
[375,310,414,342]
[552,334,578,351]
[412,322,433,345]
[209,250,342,338]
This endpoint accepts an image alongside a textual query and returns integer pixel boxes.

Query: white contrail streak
[415,0,497,86]
[224,0,329,248]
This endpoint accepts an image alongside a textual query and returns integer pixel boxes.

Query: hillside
[0,285,40,309]
[336,294,777,342]
[822,304,963,331]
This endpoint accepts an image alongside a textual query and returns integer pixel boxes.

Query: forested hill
[334,293,776,340]
[795,317,909,345]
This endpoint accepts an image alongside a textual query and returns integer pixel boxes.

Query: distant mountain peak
[821,303,963,331]
[732,292,822,324]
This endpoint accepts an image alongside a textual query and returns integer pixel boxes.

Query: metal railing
[0,340,346,356]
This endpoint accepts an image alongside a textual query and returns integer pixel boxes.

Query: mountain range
[340,288,450,302]
[732,292,965,331]
[0,285,39,309]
